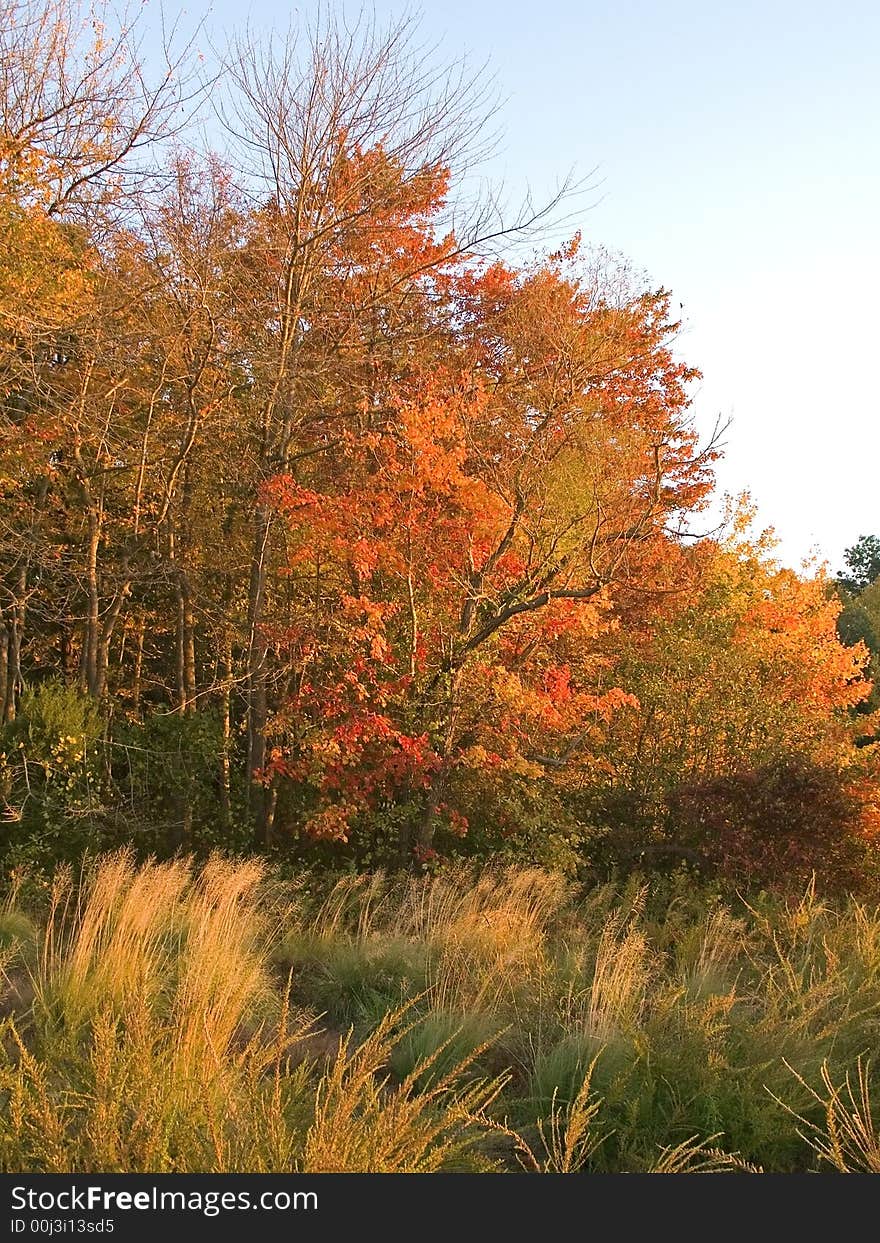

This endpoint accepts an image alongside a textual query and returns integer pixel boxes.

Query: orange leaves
[255,204,724,853]
[595,530,877,857]
[845,755,880,842]
[340,595,399,663]
[541,664,574,705]
[302,802,356,843]
[550,231,582,264]
[261,479,324,513]
[0,199,92,346]
[396,395,469,487]
[734,566,871,716]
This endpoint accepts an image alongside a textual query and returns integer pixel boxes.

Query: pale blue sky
[166,0,880,571]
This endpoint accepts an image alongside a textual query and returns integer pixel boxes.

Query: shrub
[0,680,105,868]
[667,756,872,892]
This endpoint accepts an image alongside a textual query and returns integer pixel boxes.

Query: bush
[113,709,248,854]
[0,680,105,869]
[667,756,871,892]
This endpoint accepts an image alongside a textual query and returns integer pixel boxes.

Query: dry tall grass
[0,853,508,1172]
[2,854,880,1173]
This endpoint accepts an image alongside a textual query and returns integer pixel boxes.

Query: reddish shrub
[667,756,873,893]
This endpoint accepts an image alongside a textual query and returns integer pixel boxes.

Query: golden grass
[3,854,880,1173]
[303,1004,507,1172]
[775,1058,880,1172]
[0,854,507,1173]
[584,908,651,1041]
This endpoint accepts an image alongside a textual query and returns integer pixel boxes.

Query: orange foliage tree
[588,512,879,886]
[261,236,717,863]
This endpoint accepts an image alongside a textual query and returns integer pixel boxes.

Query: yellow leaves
[459,744,491,770]
[507,756,545,780]
[458,743,541,781]
[490,667,526,708]
[302,803,355,843]
[0,198,92,349]
[592,686,640,721]
[601,533,875,798]
[311,738,343,765]
[854,710,880,747]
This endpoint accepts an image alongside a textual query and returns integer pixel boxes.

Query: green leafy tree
[838,535,880,595]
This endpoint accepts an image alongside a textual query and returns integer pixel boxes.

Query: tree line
[1,1,877,887]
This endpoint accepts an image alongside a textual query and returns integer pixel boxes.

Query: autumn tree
[215,10,566,842]
[0,0,198,719]
[0,0,199,220]
[0,0,877,885]
[262,242,717,863]
[588,509,878,882]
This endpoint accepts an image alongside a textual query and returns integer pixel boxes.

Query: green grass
[0,909,35,953]
[2,854,880,1172]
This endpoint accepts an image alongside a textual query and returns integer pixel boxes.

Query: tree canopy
[0,0,877,891]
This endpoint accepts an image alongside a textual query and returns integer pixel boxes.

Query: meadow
[2,852,878,1174]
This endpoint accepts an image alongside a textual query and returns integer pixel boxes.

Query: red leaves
[668,756,873,892]
[541,664,573,705]
[255,215,734,855]
[314,720,441,811]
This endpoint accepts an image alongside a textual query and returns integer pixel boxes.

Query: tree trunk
[0,625,8,725]
[94,584,129,700]
[3,571,26,722]
[247,508,271,844]
[132,614,145,715]
[173,573,196,715]
[82,518,101,696]
[182,579,196,712]
[219,625,233,828]
[59,625,76,676]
